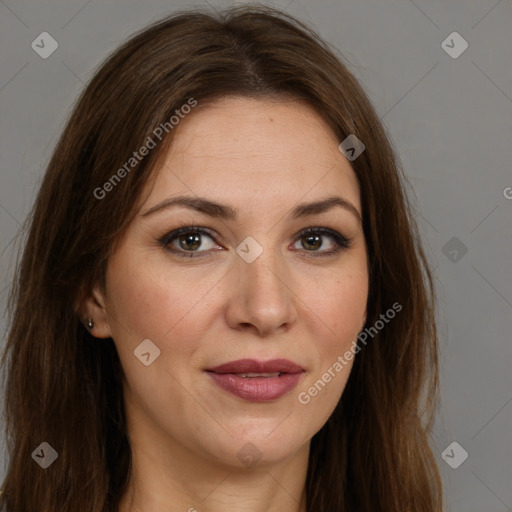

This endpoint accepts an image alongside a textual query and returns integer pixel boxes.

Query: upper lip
[205,358,304,374]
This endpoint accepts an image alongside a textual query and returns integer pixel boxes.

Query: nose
[224,244,298,337]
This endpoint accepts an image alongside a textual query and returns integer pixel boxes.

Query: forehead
[144,96,361,214]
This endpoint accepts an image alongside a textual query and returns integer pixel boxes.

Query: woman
[0,4,442,511]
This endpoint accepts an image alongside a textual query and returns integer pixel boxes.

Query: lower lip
[207,372,303,402]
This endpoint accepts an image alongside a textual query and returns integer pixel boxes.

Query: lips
[205,359,304,402]
[206,358,304,375]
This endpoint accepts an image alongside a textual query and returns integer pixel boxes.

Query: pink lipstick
[205,359,304,402]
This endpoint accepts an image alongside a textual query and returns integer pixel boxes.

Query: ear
[75,284,113,339]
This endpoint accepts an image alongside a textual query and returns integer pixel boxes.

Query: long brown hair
[0,4,442,511]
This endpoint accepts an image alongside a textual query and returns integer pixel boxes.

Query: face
[89,96,368,470]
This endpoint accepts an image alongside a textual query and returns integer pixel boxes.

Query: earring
[86,318,94,330]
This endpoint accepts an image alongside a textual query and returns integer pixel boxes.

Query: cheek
[337,282,367,337]
[297,264,367,397]
[104,251,223,363]
[294,272,366,431]
[306,266,368,344]
[107,252,197,350]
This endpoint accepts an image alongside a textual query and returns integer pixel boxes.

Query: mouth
[205,359,305,402]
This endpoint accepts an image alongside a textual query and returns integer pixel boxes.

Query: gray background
[1,0,511,510]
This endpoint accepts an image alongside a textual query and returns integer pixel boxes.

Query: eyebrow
[141,195,362,224]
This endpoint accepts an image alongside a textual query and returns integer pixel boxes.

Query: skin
[82,96,368,512]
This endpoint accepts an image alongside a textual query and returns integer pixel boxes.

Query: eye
[158,226,221,258]
[292,227,352,257]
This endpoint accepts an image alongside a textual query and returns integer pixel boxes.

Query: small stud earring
[86,318,94,330]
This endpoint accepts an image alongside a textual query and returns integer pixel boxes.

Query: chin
[201,420,309,470]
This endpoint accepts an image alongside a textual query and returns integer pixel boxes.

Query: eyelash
[157,224,352,259]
